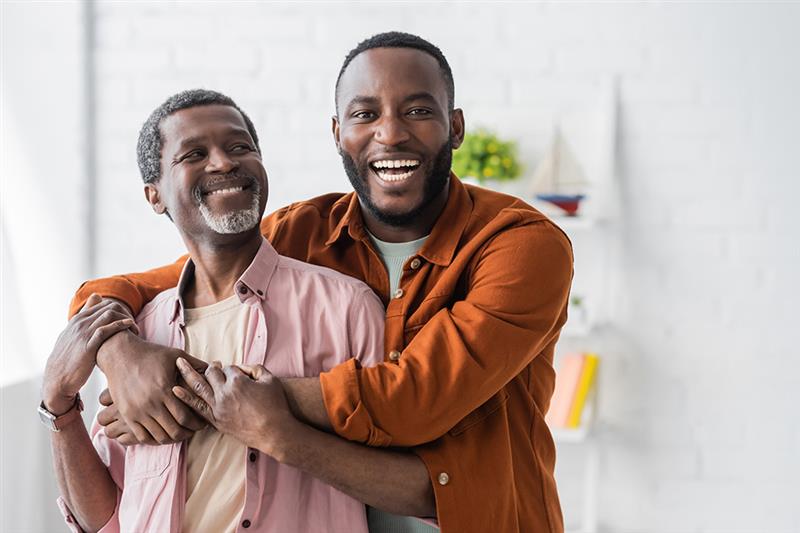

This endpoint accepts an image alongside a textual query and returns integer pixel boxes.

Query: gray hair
[136,89,260,184]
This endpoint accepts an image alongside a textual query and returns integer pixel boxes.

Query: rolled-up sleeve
[321,221,573,447]
[55,419,125,532]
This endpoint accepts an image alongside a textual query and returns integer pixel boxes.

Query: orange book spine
[546,354,585,428]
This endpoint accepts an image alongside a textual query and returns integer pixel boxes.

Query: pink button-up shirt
[58,237,385,533]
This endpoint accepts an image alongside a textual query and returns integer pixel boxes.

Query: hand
[95,387,199,446]
[172,359,300,457]
[96,333,208,445]
[42,294,136,414]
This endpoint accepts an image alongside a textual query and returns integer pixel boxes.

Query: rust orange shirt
[70,176,573,533]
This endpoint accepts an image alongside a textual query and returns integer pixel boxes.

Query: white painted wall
[1,1,88,531]
[2,2,798,532]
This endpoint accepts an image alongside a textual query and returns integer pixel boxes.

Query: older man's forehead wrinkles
[174,126,251,149]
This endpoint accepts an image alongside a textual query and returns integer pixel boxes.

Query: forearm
[50,420,118,532]
[281,377,331,431]
[272,421,435,517]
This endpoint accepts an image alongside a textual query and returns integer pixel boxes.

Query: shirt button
[242,519,251,528]
[393,288,404,299]
[238,285,248,295]
[249,451,257,462]
[388,350,401,362]
[438,472,450,486]
[410,257,422,270]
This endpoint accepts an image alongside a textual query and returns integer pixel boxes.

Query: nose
[205,147,239,174]
[374,113,410,146]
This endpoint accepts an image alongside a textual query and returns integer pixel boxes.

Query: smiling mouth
[200,178,254,198]
[369,159,421,183]
[206,185,248,196]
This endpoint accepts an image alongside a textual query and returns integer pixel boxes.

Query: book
[566,353,599,428]
[545,353,586,428]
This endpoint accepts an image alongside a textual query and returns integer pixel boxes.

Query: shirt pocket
[124,444,173,483]
[448,388,510,436]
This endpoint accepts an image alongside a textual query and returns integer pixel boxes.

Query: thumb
[84,293,103,310]
[238,364,269,381]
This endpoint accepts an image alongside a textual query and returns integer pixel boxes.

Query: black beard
[340,139,452,228]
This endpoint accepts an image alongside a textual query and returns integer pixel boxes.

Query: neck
[361,181,449,243]
[181,228,262,308]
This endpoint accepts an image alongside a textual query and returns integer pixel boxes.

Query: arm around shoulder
[322,221,574,446]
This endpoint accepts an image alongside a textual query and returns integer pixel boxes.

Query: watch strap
[39,393,84,432]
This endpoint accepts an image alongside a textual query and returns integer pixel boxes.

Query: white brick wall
[12,2,797,532]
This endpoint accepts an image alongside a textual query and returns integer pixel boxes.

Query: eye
[180,149,205,162]
[408,108,433,117]
[230,143,253,152]
[352,110,376,120]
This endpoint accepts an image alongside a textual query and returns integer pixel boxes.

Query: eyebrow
[174,127,252,151]
[344,92,440,112]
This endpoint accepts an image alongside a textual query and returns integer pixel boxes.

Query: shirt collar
[323,173,472,267]
[168,237,280,325]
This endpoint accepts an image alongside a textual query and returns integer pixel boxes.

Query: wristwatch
[38,393,84,432]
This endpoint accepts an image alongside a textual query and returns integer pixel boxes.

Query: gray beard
[197,181,261,235]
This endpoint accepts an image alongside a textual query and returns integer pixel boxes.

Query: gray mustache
[193,173,259,204]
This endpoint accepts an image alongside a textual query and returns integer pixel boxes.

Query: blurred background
[2,2,799,532]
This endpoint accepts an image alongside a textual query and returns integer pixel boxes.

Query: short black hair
[137,89,260,184]
[334,31,455,114]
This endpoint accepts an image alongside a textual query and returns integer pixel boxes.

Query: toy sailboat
[529,129,589,216]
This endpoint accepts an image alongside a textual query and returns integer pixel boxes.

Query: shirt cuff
[56,491,121,533]
[320,358,392,446]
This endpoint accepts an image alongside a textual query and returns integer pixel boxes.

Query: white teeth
[376,170,414,182]
[372,159,420,169]
[208,186,244,195]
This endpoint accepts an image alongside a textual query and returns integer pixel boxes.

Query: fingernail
[176,357,187,368]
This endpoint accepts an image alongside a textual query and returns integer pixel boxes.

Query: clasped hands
[98,344,299,456]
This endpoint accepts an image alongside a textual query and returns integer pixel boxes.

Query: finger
[98,388,113,406]
[204,361,225,389]
[75,296,113,321]
[87,319,137,352]
[182,352,209,372]
[128,421,158,446]
[176,358,215,404]
[223,365,245,380]
[140,416,171,446]
[104,419,130,440]
[164,394,207,432]
[118,433,139,447]
[97,404,119,427]
[172,386,216,425]
[150,401,195,443]
[238,364,268,380]
[83,293,103,310]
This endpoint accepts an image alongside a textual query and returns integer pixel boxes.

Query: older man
[42,89,437,533]
[68,32,573,532]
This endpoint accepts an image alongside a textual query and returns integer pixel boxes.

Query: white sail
[528,129,590,196]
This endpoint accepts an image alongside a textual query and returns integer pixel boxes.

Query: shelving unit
[479,76,619,533]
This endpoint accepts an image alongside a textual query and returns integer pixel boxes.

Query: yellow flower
[482,167,495,177]
[486,142,498,154]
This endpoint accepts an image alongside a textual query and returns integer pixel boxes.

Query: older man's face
[333,47,464,228]
[148,105,268,240]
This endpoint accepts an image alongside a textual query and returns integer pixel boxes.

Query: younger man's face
[334,47,464,228]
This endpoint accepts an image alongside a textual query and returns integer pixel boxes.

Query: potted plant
[452,128,522,186]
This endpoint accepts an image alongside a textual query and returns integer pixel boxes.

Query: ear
[331,115,341,152]
[450,108,465,149]
[144,183,167,215]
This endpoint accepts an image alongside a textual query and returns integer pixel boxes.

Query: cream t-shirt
[181,294,250,533]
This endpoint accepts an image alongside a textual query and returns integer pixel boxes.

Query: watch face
[38,404,59,431]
